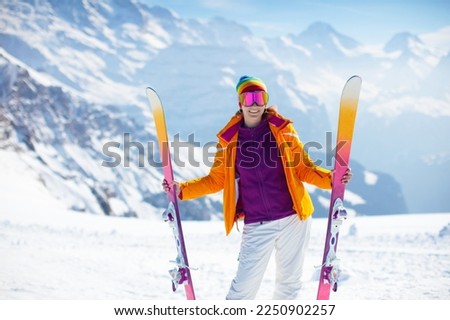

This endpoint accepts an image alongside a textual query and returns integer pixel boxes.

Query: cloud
[369,95,450,118]
[420,26,450,56]
[197,0,241,10]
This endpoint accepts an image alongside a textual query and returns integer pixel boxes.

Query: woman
[162,75,352,299]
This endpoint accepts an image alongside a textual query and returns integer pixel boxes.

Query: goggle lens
[239,91,268,107]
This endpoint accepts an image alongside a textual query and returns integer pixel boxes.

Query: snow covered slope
[0,166,448,299]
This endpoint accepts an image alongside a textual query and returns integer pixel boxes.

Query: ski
[146,87,196,300]
[317,75,362,300]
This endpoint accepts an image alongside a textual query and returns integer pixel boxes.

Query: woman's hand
[331,168,353,185]
[162,179,181,197]
[341,168,353,184]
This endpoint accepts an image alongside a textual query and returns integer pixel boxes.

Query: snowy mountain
[0,0,448,217]
[0,53,405,219]
[295,21,360,58]
[0,53,221,220]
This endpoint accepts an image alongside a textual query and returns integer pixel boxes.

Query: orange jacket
[179,109,332,235]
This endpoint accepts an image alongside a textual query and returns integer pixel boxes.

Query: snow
[368,95,450,118]
[1,153,449,300]
[364,170,378,185]
[280,35,312,56]
[1,207,449,300]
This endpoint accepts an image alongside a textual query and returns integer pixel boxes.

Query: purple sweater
[236,120,296,224]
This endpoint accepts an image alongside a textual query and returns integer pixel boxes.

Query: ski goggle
[239,91,269,107]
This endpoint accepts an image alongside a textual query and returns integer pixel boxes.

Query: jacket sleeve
[284,124,332,189]
[179,143,226,200]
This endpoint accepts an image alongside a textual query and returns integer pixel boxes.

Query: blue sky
[141,0,450,44]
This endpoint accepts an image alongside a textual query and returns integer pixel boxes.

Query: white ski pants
[226,214,312,300]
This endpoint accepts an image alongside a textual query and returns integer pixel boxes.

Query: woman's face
[241,104,265,128]
[239,91,268,128]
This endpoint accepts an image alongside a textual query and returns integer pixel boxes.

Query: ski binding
[322,198,347,291]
